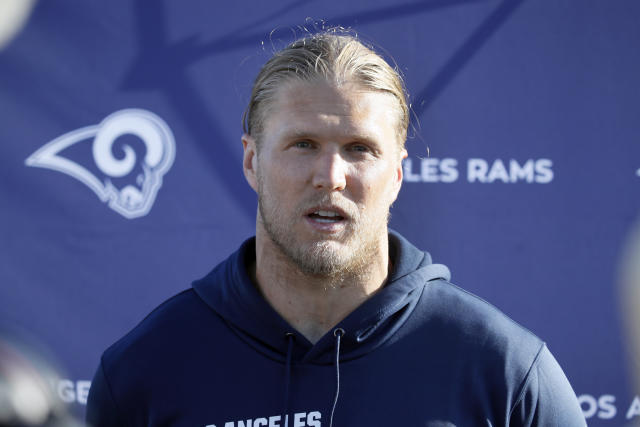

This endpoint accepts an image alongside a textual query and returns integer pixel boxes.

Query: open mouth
[307,210,345,223]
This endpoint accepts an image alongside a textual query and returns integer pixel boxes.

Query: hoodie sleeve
[86,357,127,427]
[509,345,586,426]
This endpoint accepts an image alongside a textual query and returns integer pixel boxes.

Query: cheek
[259,158,307,197]
[353,163,399,204]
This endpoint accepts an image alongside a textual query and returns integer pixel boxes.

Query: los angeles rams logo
[25,109,175,219]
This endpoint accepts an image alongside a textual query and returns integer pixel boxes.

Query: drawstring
[282,328,344,427]
[329,328,344,427]
[282,332,295,427]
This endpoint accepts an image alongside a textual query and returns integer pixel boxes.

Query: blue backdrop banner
[1,1,639,424]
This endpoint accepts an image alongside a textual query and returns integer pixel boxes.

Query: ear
[391,148,408,202]
[242,133,259,192]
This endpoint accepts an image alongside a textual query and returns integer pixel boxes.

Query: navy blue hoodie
[86,232,586,426]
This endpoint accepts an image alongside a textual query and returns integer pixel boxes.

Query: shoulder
[410,280,584,424]
[88,289,218,424]
[102,289,210,363]
[417,279,543,355]
[97,288,226,394]
[410,280,545,398]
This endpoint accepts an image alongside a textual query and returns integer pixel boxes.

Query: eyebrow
[280,128,379,146]
[280,129,317,140]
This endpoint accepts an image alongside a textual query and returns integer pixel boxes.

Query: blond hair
[243,29,409,145]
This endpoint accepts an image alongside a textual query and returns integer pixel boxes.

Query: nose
[311,150,347,191]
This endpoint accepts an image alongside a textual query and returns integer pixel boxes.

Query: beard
[257,185,389,280]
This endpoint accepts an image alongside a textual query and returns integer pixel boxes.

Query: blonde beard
[257,190,388,282]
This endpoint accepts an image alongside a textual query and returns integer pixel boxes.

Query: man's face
[243,80,407,277]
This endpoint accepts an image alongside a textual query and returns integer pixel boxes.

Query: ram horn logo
[25,109,176,219]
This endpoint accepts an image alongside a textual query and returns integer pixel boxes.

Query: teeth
[315,218,337,223]
[315,210,339,217]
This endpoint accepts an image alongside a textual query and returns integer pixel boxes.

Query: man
[87,30,586,426]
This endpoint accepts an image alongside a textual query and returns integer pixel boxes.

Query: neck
[252,225,390,344]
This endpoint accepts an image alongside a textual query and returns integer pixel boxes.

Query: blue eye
[294,141,313,149]
[349,144,370,153]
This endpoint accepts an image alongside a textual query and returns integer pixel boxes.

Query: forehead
[262,80,401,144]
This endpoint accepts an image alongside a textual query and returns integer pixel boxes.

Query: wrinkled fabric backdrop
[1,1,639,424]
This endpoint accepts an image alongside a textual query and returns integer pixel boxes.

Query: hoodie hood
[192,230,450,365]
